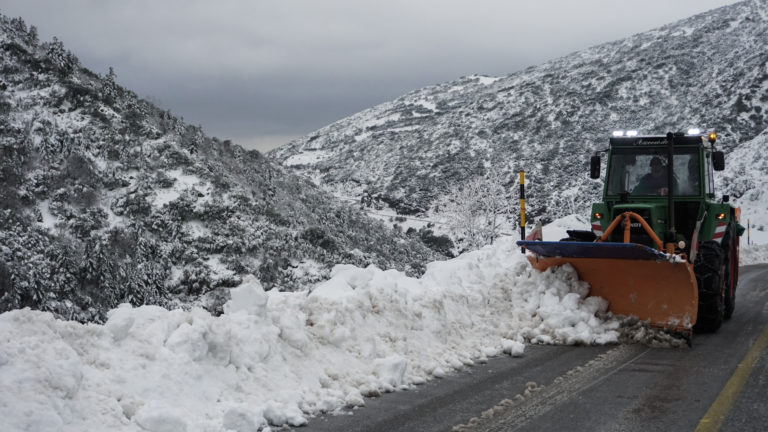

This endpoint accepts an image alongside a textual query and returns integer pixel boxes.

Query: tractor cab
[589,131,726,253]
[600,132,721,199]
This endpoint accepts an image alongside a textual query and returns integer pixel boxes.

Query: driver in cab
[633,157,677,195]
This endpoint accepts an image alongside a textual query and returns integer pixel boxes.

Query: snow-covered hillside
[723,129,768,243]
[271,0,768,230]
[0,14,439,321]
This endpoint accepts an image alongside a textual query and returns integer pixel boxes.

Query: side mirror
[713,151,725,171]
[590,155,601,179]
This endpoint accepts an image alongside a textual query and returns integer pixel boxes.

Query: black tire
[694,241,726,333]
[723,223,739,320]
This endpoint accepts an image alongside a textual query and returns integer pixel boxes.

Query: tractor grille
[610,208,655,247]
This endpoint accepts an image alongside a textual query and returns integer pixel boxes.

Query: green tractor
[519,131,744,337]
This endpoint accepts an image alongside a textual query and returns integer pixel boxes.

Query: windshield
[606,147,700,196]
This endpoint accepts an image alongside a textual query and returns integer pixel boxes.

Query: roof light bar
[612,131,624,137]
[687,128,701,135]
[626,130,638,137]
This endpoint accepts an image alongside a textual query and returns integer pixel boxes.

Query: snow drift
[0,236,621,432]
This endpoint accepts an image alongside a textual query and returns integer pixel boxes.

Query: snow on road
[0,235,623,432]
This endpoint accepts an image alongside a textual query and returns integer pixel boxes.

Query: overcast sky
[1,1,742,151]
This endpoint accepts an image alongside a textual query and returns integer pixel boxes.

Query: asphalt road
[299,264,768,432]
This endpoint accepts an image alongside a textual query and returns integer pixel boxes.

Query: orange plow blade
[518,241,698,334]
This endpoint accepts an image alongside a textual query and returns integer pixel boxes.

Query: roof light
[626,130,638,137]
[612,131,624,137]
[687,128,701,135]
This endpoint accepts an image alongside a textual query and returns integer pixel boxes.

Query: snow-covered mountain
[270,0,768,227]
[0,14,439,321]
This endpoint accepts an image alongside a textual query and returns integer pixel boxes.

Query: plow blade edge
[518,241,698,333]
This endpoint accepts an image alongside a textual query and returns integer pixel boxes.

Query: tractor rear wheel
[694,241,725,333]
[723,224,739,320]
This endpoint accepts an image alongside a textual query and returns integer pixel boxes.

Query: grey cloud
[1,1,741,151]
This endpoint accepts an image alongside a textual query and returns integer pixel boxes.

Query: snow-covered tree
[436,168,515,252]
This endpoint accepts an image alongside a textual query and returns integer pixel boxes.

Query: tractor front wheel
[694,241,726,333]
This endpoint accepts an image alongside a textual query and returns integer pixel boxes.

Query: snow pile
[0,237,620,432]
[741,243,768,265]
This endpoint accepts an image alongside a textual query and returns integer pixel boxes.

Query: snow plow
[519,131,744,339]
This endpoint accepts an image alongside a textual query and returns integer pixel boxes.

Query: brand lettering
[620,221,644,229]
[636,139,666,145]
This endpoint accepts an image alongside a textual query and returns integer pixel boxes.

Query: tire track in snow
[454,344,650,431]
